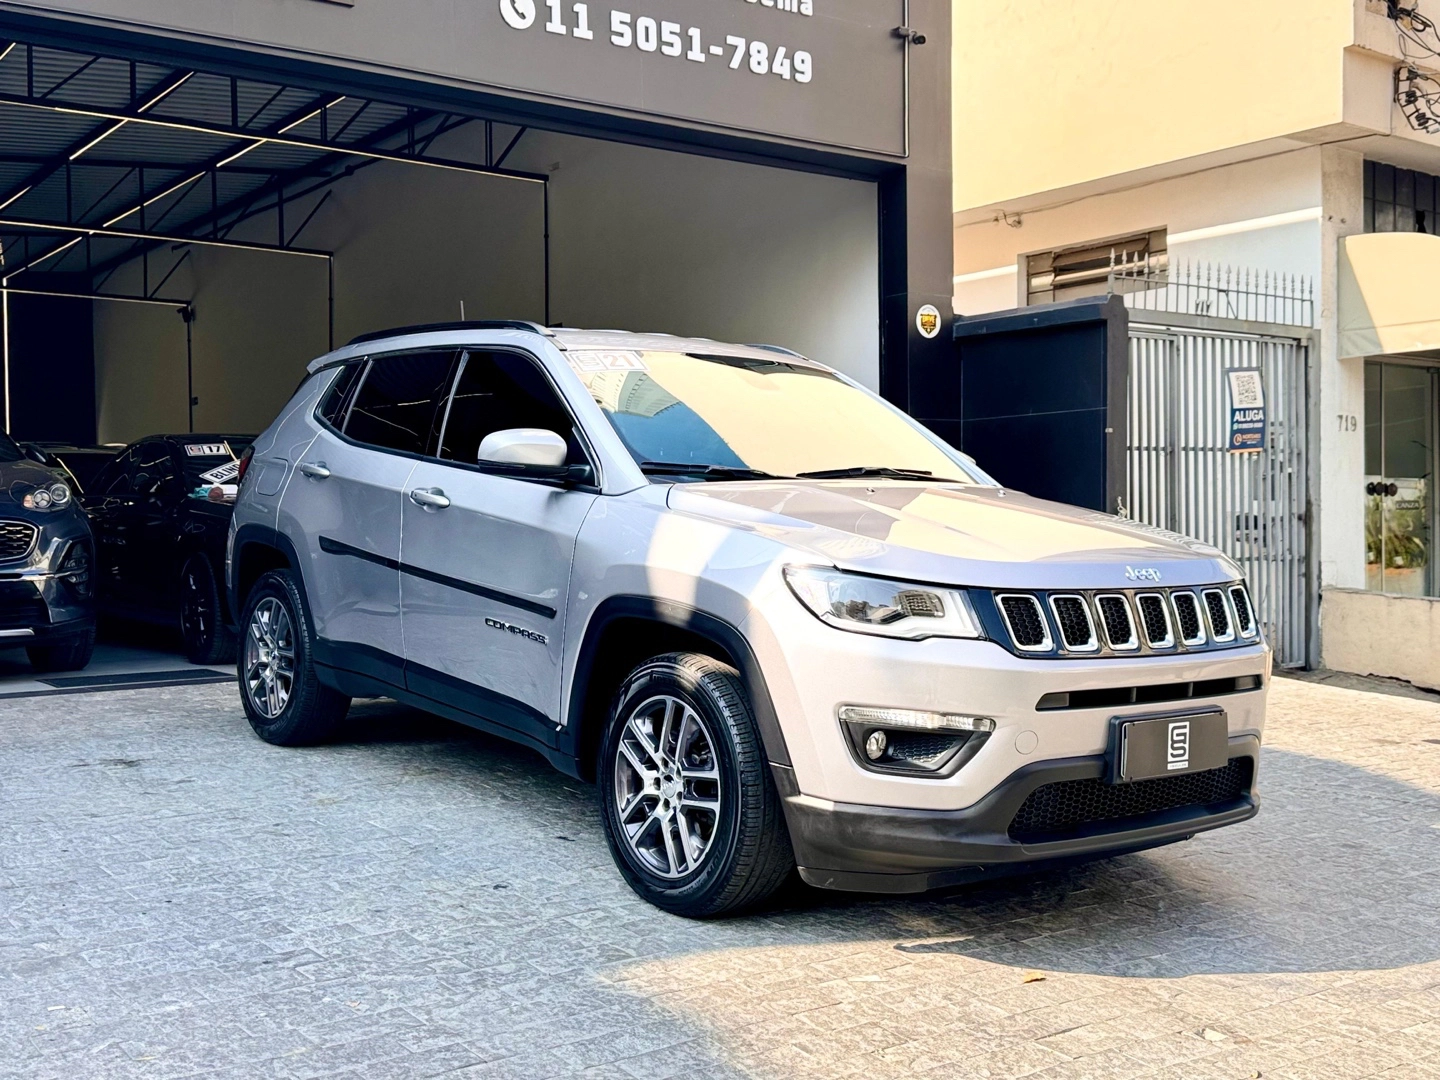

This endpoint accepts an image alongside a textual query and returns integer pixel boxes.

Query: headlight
[22,482,71,510]
[783,565,983,640]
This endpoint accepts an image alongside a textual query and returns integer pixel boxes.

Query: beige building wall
[952,1,1356,214]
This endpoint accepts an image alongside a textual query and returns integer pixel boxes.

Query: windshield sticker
[567,350,647,374]
[183,443,231,457]
[198,460,241,485]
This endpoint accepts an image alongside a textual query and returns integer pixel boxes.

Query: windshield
[0,433,24,464]
[567,350,992,484]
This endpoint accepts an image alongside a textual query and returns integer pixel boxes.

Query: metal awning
[1339,231,1440,359]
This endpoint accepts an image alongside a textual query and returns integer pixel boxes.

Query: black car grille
[1050,596,1095,650]
[1203,589,1232,638]
[1135,594,1172,647]
[999,595,1048,648]
[0,594,47,629]
[1172,592,1204,643]
[0,520,38,562]
[1229,586,1254,636]
[1095,595,1136,648]
[1008,757,1253,843]
[990,584,1256,657]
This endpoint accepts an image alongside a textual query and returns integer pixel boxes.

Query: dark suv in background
[0,432,96,672]
[84,435,252,664]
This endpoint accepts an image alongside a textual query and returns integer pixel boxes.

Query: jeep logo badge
[1125,566,1162,582]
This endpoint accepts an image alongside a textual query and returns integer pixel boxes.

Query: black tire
[180,555,237,665]
[599,652,794,918]
[238,569,350,746]
[26,625,96,674]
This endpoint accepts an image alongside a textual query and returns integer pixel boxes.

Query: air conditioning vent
[997,594,1052,651]
[1229,585,1257,638]
[1048,595,1098,652]
[1171,592,1206,645]
[1202,589,1234,641]
[1094,594,1139,651]
[1135,593,1173,649]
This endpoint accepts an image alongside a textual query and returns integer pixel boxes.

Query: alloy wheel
[612,694,723,879]
[244,597,296,719]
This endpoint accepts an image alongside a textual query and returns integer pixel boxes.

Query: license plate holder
[1108,708,1229,784]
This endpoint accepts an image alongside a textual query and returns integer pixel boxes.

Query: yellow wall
[953,0,1356,211]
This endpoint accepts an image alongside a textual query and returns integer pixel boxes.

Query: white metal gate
[1127,325,1310,666]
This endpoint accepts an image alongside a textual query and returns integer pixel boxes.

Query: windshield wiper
[795,466,966,483]
[640,461,788,481]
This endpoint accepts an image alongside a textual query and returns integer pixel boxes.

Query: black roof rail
[346,320,554,347]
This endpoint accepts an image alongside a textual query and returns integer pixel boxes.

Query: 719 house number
[499,0,815,83]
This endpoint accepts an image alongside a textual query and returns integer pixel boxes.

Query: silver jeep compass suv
[227,321,1268,917]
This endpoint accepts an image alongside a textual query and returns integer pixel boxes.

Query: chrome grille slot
[0,520,38,562]
[1048,595,1098,652]
[1094,594,1138,651]
[1229,585,1257,638]
[997,594,1052,651]
[1135,593,1174,648]
[1171,591,1206,645]
[1202,589,1234,642]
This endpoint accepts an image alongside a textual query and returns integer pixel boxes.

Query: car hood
[0,459,71,507]
[666,481,1242,590]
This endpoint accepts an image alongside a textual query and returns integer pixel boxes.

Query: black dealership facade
[0,1,950,443]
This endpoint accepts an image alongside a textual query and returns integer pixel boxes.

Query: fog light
[864,730,888,760]
[837,705,995,734]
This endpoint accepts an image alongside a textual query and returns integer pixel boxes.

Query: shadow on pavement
[323,698,1440,979]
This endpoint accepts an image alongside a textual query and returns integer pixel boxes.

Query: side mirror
[477,428,568,471]
[476,428,593,486]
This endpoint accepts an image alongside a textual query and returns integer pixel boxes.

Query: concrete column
[1316,144,1366,663]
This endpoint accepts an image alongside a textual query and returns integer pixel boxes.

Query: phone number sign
[489,0,905,154]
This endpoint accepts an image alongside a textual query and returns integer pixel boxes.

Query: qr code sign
[1228,370,1264,409]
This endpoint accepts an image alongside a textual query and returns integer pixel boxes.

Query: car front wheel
[239,569,349,745]
[598,652,794,918]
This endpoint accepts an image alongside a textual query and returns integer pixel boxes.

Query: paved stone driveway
[2,673,1438,1079]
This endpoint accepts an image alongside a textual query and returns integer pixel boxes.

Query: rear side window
[318,362,364,428]
[342,350,459,456]
[439,351,583,465]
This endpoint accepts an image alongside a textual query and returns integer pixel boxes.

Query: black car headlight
[784,566,983,641]
[19,481,72,511]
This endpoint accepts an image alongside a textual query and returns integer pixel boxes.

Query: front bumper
[0,521,95,644]
[780,734,1259,893]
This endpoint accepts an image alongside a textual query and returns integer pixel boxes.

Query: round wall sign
[915,304,942,339]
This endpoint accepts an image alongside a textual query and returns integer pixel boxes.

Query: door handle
[299,462,331,479]
[409,487,451,509]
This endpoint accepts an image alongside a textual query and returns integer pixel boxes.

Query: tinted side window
[318,362,364,428]
[343,351,459,456]
[439,352,582,465]
[131,442,179,498]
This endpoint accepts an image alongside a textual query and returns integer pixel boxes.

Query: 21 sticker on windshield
[498,0,814,83]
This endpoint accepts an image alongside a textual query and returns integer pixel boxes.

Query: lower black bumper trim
[783,735,1260,894]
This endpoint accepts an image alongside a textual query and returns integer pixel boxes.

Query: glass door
[1365,362,1435,596]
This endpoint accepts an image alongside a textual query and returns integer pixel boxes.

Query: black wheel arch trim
[562,595,792,772]
[229,523,310,631]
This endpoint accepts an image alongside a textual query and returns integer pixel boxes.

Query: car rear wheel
[239,569,349,745]
[598,652,794,918]
[26,625,96,674]
[180,555,237,665]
